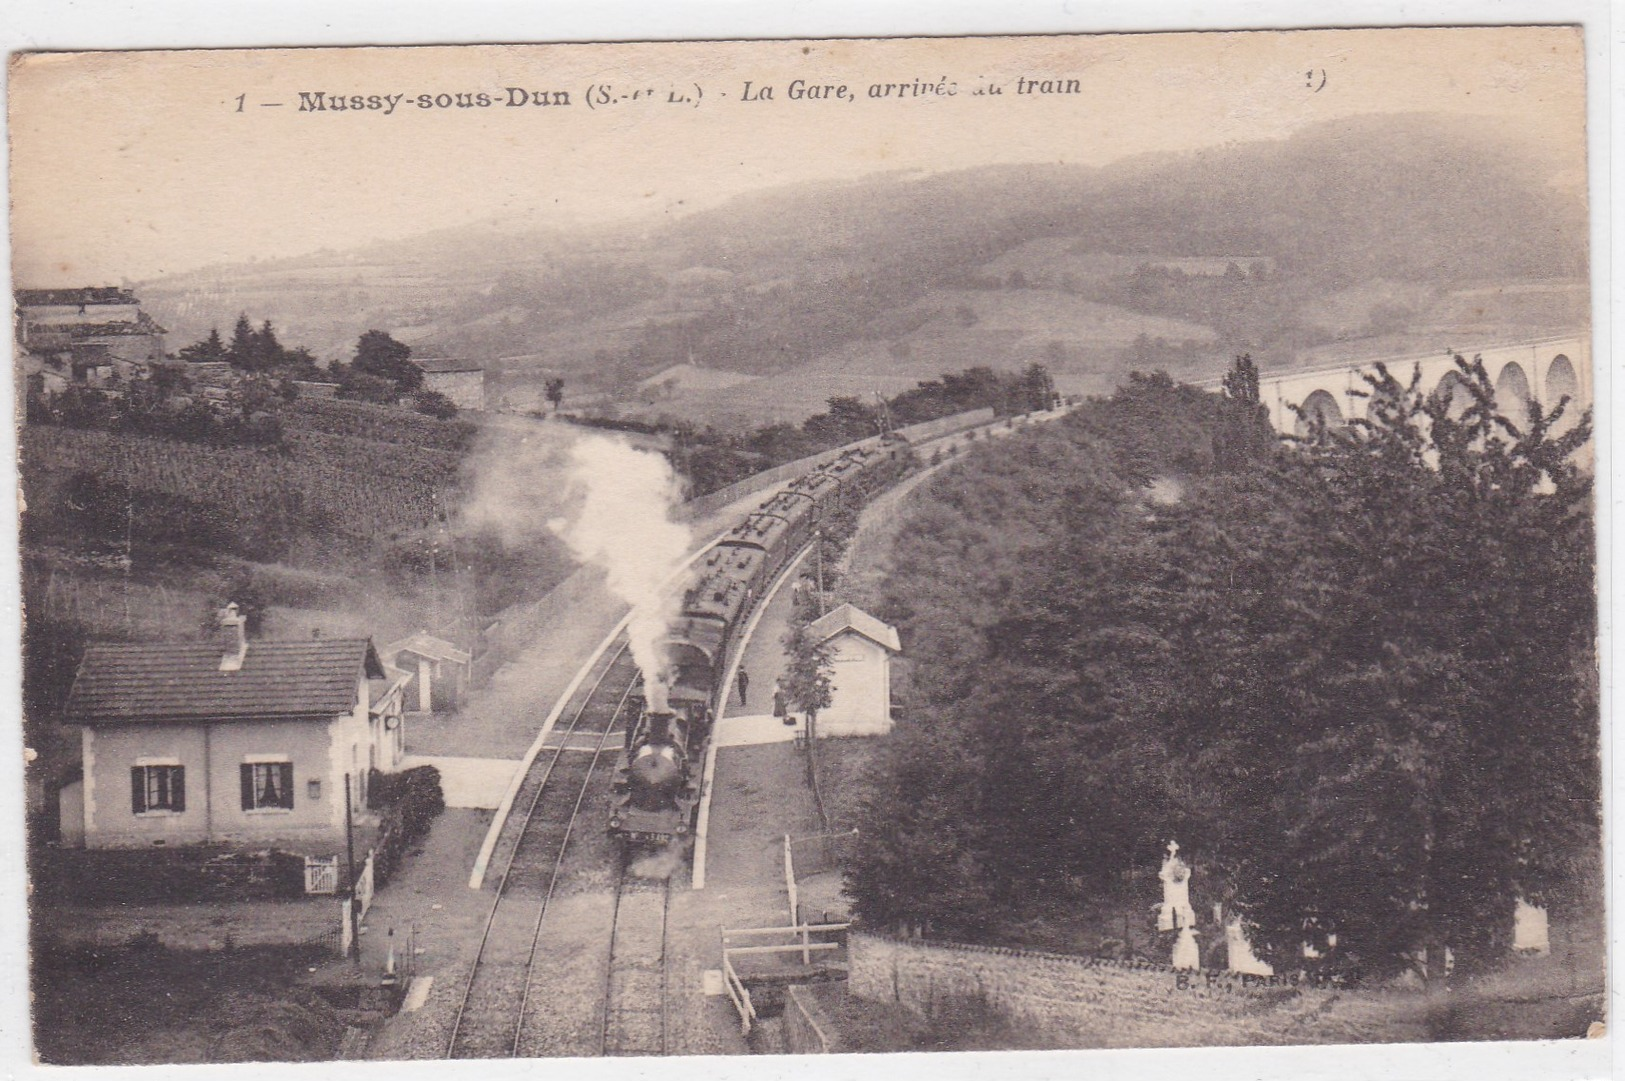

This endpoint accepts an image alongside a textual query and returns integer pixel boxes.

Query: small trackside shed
[59,605,390,858]
[381,631,471,714]
[806,603,902,737]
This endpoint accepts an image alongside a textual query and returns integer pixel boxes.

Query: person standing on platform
[737,667,750,708]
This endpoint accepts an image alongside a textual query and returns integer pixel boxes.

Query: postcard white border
[0,3,1614,1081]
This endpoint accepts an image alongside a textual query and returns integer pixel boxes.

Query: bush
[411,390,458,420]
[367,765,444,886]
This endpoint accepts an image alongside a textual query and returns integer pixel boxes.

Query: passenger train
[608,434,914,846]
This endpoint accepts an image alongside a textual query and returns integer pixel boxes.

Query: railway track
[600,865,672,1056]
[445,642,639,1059]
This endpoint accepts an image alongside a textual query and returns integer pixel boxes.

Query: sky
[8,27,1588,286]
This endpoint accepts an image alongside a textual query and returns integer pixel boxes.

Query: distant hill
[136,112,1586,422]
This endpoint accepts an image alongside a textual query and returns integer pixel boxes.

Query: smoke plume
[546,434,691,709]
[458,424,577,547]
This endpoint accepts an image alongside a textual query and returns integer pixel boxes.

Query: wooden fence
[720,922,852,1036]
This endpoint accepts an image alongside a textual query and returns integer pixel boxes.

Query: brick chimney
[217,602,248,672]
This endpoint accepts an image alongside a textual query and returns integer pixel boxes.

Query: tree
[1212,354,1274,472]
[178,327,227,364]
[1158,357,1595,980]
[782,588,834,727]
[250,320,284,370]
[332,363,401,405]
[1015,362,1057,413]
[227,314,256,369]
[545,377,565,413]
[353,330,421,394]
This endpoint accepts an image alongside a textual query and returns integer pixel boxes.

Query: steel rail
[598,864,672,1057]
[508,677,637,1056]
[445,640,636,1058]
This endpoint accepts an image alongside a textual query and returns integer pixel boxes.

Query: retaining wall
[782,985,841,1053]
[849,933,1402,1048]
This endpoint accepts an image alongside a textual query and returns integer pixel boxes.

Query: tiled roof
[382,632,471,665]
[808,603,901,653]
[65,639,385,725]
[17,287,137,307]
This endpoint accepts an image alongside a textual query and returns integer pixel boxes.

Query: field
[614,285,1216,428]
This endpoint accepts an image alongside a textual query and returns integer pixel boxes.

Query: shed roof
[369,661,413,711]
[65,639,384,725]
[382,632,471,666]
[807,603,901,653]
[412,357,484,374]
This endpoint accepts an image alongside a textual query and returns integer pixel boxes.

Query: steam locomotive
[608,435,914,846]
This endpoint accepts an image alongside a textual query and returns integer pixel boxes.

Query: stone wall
[849,933,1406,1048]
[782,985,841,1053]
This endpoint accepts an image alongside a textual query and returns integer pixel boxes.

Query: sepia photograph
[3,12,1609,1078]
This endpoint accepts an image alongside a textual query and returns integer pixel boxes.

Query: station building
[57,605,404,860]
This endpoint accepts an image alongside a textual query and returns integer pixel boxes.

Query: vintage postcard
[6,25,1605,1079]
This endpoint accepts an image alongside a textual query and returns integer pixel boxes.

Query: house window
[240,761,294,811]
[130,765,184,814]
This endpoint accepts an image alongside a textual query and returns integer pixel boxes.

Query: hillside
[135,113,1587,424]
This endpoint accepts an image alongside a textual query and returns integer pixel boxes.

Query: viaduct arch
[1220,337,1591,439]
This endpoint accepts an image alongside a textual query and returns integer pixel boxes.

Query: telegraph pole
[814,530,826,616]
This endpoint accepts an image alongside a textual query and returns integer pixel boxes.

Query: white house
[806,603,901,736]
[59,606,393,857]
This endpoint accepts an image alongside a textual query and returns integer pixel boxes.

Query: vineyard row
[22,426,447,542]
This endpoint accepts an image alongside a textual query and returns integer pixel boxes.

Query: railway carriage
[718,511,801,582]
[753,489,818,552]
[785,470,842,522]
[693,542,770,607]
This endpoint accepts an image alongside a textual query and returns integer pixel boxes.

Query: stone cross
[1158,839,1196,933]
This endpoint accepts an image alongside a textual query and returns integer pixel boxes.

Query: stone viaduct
[1212,336,1592,438]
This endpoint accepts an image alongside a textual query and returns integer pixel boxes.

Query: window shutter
[279,763,295,808]
[171,767,186,813]
[131,767,146,814]
[240,763,254,810]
